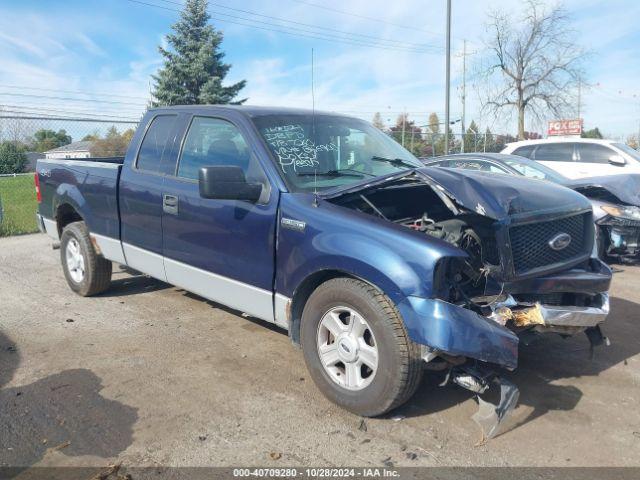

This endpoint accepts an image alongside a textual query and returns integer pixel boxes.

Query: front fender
[397,296,519,369]
[276,194,467,302]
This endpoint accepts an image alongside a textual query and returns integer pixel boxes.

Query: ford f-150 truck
[35,106,612,439]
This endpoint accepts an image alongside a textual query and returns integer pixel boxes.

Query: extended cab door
[161,115,278,322]
[119,113,181,280]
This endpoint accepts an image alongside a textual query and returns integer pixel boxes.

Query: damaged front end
[326,167,612,440]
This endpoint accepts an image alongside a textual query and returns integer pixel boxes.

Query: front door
[161,115,278,322]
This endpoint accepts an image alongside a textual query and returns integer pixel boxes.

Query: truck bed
[37,157,124,240]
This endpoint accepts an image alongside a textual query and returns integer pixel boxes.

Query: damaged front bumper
[491,293,609,330]
[398,261,611,441]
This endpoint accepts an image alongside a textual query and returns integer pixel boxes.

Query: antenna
[311,47,319,207]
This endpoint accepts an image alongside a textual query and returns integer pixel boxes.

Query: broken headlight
[601,204,640,221]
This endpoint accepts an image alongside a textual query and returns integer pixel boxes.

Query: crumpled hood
[416,166,591,220]
[564,174,640,206]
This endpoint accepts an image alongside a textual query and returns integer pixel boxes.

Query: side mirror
[609,154,626,166]
[198,166,262,203]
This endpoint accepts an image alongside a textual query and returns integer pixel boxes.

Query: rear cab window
[136,115,178,175]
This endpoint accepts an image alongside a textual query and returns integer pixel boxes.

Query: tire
[301,278,422,417]
[60,221,112,296]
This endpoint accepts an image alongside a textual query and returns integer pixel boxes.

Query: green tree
[90,127,136,157]
[31,129,72,152]
[0,142,27,174]
[427,113,441,134]
[582,127,603,139]
[151,0,246,106]
[463,120,479,152]
[372,112,385,130]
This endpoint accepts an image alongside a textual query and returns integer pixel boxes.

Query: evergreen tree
[151,0,246,106]
[372,112,385,130]
[582,127,603,139]
[427,113,440,134]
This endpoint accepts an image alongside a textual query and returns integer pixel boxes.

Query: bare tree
[477,1,586,139]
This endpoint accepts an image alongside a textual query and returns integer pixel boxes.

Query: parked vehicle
[422,153,640,260]
[35,106,612,439]
[501,138,640,179]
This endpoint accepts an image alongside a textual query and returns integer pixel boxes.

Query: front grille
[509,212,590,275]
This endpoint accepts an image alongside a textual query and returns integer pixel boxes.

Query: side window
[178,117,257,181]
[533,143,575,161]
[455,160,509,173]
[136,115,177,173]
[512,145,535,158]
[577,144,616,164]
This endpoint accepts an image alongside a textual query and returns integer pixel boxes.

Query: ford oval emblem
[548,232,572,251]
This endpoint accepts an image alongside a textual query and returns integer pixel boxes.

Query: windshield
[252,114,421,192]
[503,158,568,183]
[613,143,640,162]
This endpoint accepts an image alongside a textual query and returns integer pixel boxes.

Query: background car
[423,153,640,260]
[501,138,640,179]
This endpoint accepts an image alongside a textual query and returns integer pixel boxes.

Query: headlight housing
[601,205,640,221]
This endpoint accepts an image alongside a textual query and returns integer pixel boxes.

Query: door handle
[163,194,179,215]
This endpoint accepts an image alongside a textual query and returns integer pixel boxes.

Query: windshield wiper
[295,169,374,178]
[370,156,417,169]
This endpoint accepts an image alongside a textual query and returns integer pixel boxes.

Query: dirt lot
[1,233,640,470]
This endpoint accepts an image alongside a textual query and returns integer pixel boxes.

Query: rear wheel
[301,278,422,417]
[60,221,112,296]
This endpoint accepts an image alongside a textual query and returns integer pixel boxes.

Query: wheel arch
[55,202,83,237]
[288,269,390,346]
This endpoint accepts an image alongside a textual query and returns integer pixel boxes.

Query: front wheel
[60,221,112,296]
[301,278,422,417]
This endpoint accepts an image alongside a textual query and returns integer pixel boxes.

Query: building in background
[44,141,94,159]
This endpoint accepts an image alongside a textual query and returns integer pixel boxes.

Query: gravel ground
[1,233,639,471]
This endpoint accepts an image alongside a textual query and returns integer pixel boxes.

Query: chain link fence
[388,132,517,158]
[0,115,139,236]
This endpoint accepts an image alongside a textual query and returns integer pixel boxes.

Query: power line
[289,0,437,35]
[0,114,139,124]
[126,0,441,54]
[0,92,147,107]
[157,0,441,51]
[0,84,148,101]
[0,104,144,120]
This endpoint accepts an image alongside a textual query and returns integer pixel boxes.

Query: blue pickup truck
[36,106,612,437]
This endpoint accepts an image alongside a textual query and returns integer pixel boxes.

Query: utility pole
[401,108,406,147]
[461,39,467,153]
[577,77,581,119]
[444,0,452,154]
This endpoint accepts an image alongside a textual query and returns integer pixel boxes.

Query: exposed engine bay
[329,173,603,331]
[328,171,611,441]
[330,176,506,307]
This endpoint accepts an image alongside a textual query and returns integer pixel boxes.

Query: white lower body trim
[122,242,167,282]
[42,217,59,241]
[91,233,126,264]
[164,256,274,323]
[81,235,292,328]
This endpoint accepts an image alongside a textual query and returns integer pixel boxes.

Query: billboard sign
[548,119,583,136]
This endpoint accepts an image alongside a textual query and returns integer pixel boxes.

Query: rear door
[161,114,278,322]
[532,142,578,178]
[119,113,180,280]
